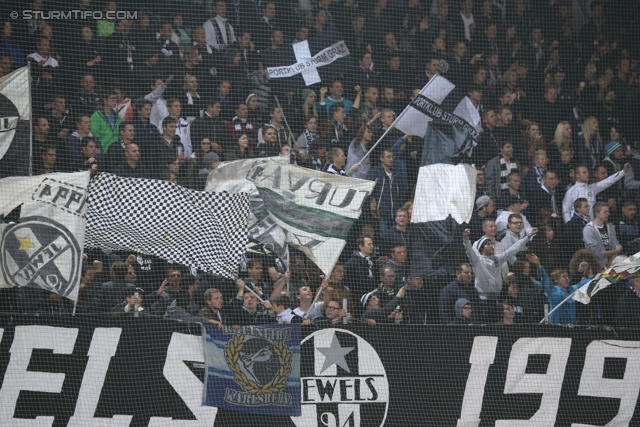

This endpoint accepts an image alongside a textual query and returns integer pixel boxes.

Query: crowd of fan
[0,0,640,327]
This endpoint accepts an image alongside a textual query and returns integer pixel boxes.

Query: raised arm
[269,271,291,300]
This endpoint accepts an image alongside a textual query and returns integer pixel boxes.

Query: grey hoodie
[464,236,531,300]
[583,221,620,268]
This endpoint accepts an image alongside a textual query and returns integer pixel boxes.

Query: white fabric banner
[412,163,477,224]
[0,171,90,301]
[266,40,350,85]
[0,66,30,161]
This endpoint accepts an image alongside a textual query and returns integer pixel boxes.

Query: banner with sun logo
[202,324,301,416]
[0,171,90,301]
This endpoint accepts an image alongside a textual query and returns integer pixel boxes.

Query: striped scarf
[302,129,317,150]
[499,155,518,191]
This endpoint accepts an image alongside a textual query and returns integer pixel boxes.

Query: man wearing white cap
[463,227,537,317]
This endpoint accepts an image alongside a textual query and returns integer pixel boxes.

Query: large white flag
[250,160,375,276]
[0,171,90,301]
[412,163,477,224]
[0,66,30,162]
[392,74,481,225]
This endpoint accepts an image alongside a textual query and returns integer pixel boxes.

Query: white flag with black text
[394,74,481,166]
[0,171,89,301]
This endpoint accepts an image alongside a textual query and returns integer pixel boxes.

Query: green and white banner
[250,160,375,276]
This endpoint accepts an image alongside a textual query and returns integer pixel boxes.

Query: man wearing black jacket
[439,264,482,324]
[93,262,136,313]
[190,100,226,154]
[133,100,160,149]
[344,237,377,302]
[562,198,590,263]
[527,170,563,225]
[362,288,404,325]
[228,279,270,326]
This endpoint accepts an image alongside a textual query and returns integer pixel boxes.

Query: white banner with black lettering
[250,160,375,276]
[0,171,90,301]
[266,40,350,85]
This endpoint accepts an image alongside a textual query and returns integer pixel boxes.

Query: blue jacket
[542,271,590,325]
[365,164,408,220]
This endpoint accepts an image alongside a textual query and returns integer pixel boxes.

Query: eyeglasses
[326,306,340,310]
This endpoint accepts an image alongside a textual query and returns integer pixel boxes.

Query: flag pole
[303,279,327,319]
[28,63,33,176]
[360,73,443,163]
[273,95,296,146]
[538,290,578,324]
[244,285,265,303]
[360,90,419,163]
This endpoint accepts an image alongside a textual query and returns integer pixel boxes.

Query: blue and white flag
[203,324,301,416]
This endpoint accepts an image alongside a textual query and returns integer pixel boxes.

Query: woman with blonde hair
[549,121,572,166]
[578,116,603,171]
[298,89,319,131]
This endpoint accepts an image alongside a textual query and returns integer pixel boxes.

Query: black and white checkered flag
[85,173,250,279]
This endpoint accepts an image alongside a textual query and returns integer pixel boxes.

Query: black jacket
[344,251,376,301]
[93,280,136,313]
[191,114,227,148]
[616,289,640,328]
[133,117,161,149]
[227,298,270,326]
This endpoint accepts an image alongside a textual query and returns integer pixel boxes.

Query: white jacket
[562,170,625,222]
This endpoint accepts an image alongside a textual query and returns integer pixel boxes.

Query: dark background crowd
[0,0,639,328]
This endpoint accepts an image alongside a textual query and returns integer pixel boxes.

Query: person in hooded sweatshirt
[463,227,537,321]
[453,298,473,324]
